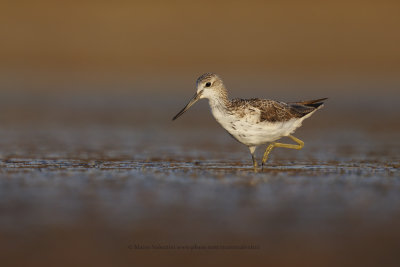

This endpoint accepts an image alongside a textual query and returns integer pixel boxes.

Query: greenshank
[172,73,327,171]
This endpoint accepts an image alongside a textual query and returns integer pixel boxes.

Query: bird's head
[172,73,226,120]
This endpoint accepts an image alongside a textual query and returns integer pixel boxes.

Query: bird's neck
[207,88,232,120]
[208,88,230,110]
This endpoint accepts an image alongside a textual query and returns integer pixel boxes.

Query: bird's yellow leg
[261,135,304,169]
[261,143,275,169]
[251,154,258,172]
[275,135,304,150]
[249,146,258,172]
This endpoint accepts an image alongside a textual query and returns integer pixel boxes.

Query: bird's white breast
[209,103,306,146]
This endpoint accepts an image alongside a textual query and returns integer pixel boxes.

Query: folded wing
[230,98,327,123]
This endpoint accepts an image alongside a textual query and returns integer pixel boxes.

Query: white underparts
[208,97,319,147]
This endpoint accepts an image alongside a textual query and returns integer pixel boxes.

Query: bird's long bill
[172,91,202,120]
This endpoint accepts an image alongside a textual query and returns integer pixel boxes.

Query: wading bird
[173,73,326,171]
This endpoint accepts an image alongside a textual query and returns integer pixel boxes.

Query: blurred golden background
[1,2,400,267]
[1,0,399,92]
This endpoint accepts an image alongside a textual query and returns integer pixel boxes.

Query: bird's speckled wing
[229,98,324,123]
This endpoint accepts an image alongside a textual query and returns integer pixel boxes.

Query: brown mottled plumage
[228,98,327,123]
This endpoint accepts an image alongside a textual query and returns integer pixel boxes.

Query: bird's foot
[253,166,258,173]
[253,161,258,173]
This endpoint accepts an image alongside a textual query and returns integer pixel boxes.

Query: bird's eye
[205,82,211,87]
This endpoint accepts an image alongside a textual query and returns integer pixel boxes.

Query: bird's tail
[291,98,328,109]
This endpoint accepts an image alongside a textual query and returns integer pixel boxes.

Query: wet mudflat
[0,92,399,266]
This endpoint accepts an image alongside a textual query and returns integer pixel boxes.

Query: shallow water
[0,93,399,266]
